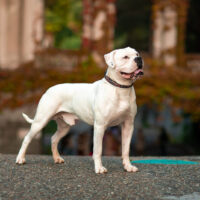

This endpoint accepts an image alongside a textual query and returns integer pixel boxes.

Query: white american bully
[16,47,144,174]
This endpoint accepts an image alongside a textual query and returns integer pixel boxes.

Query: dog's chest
[115,100,130,113]
[105,97,132,126]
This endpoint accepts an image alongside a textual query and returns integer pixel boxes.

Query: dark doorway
[115,0,151,52]
[185,0,200,53]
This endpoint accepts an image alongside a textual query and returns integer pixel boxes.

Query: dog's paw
[124,164,138,172]
[54,156,65,164]
[95,166,108,174]
[16,157,26,164]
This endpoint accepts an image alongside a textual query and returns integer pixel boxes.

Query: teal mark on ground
[131,159,199,165]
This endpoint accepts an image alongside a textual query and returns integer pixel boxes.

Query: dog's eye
[123,56,129,59]
[136,53,139,57]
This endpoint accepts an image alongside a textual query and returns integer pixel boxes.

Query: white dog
[16,47,144,174]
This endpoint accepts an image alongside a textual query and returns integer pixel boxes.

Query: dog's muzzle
[134,57,143,69]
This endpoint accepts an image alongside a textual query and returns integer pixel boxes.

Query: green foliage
[43,120,57,135]
[45,0,82,50]
[54,27,81,50]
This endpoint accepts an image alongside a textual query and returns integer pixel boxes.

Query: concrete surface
[0,154,200,200]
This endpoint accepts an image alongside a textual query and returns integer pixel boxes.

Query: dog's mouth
[120,69,144,79]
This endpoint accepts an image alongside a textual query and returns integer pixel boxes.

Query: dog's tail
[22,113,33,124]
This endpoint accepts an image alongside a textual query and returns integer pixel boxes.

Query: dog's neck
[105,67,134,88]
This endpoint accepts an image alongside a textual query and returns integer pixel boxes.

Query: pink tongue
[134,69,143,76]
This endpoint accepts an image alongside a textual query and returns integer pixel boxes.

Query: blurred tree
[185,0,200,53]
[115,0,151,51]
[45,0,82,50]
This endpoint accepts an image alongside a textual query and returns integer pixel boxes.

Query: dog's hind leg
[51,117,70,164]
[16,118,49,164]
[16,98,58,164]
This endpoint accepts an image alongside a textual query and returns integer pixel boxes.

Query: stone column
[152,8,163,59]
[91,0,108,67]
[21,0,44,63]
[0,0,44,69]
[106,0,116,51]
[0,0,22,69]
[152,0,188,67]
[82,0,116,67]
[92,0,116,67]
[162,5,177,66]
[82,0,93,51]
[0,0,8,69]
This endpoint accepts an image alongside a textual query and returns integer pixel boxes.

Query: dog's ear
[104,50,116,68]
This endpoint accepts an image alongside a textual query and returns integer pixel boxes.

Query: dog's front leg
[93,123,107,174]
[121,120,138,172]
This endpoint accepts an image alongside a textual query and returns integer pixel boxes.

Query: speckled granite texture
[0,155,200,200]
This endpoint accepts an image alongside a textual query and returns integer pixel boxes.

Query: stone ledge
[0,155,200,200]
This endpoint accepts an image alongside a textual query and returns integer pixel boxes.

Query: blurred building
[1,0,199,70]
[0,0,116,69]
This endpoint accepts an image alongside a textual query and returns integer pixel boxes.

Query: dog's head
[104,47,144,80]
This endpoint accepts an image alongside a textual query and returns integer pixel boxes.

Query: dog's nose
[134,57,143,69]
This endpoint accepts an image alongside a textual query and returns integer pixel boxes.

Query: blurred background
[0,0,200,156]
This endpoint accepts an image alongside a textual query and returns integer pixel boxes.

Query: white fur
[22,113,33,124]
[16,47,141,174]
